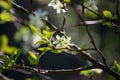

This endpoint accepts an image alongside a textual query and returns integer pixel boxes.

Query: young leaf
[38,47,51,51]
[0,11,13,23]
[35,40,45,46]
[103,10,112,18]
[0,1,11,10]
[28,56,38,65]
[112,60,120,73]
[42,29,55,39]
[29,24,40,33]
[28,51,39,65]
[102,21,112,28]
[64,0,71,3]
[28,51,37,60]
[0,35,8,51]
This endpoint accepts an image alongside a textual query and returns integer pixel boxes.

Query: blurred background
[0,0,120,80]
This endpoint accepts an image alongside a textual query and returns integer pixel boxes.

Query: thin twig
[61,3,67,33]
[43,20,120,79]
[7,0,31,14]
[80,4,102,17]
[11,65,96,73]
[62,11,67,32]
[72,3,108,67]
[81,48,96,51]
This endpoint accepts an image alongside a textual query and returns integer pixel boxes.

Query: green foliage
[29,24,40,34]
[0,35,8,51]
[103,10,112,19]
[112,60,120,73]
[102,10,113,27]
[102,21,112,28]
[108,60,120,80]
[64,0,71,3]
[81,68,103,76]
[0,0,12,10]
[0,49,22,68]
[0,35,22,68]
[0,11,13,23]
[33,26,55,47]
[28,51,39,65]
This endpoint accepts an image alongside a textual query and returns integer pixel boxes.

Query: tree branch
[72,3,108,67]
[4,0,120,79]
[6,0,31,14]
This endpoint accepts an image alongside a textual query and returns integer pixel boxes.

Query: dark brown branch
[72,3,107,67]
[79,3,102,18]
[7,0,31,14]
[4,65,95,74]
[43,19,120,79]
[61,2,67,32]
[81,48,96,51]
[61,11,67,32]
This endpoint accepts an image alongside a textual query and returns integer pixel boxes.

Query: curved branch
[72,3,108,67]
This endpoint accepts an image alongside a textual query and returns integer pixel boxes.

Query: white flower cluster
[29,9,48,28]
[53,35,73,49]
[89,0,98,10]
[48,0,66,14]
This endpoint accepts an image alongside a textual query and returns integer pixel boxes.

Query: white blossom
[48,0,66,14]
[89,0,98,10]
[53,35,73,49]
[29,9,48,28]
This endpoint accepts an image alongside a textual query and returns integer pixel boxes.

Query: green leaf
[35,40,45,46]
[64,0,71,3]
[5,46,17,54]
[28,51,39,65]
[14,49,23,61]
[0,55,12,67]
[102,21,112,28]
[38,47,51,51]
[51,49,63,53]
[81,70,90,76]
[0,35,8,51]
[103,10,112,18]
[7,60,15,67]
[112,60,120,73]
[81,68,103,76]
[0,11,13,23]
[29,24,40,33]
[42,29,55,39]
[0,1,11,10]
[28,56,38,65]
[28,51,37,60]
